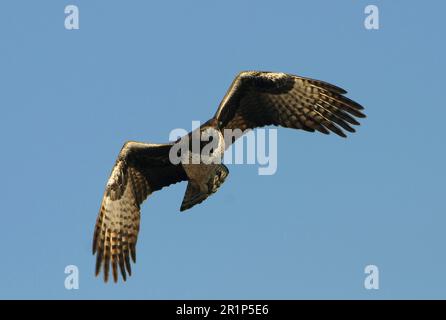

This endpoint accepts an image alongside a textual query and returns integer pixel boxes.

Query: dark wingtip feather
[103,252,110,283]
[95,249,103,277]
[124,253,132,276]
[325,121,347,138]
[348,118,361,126]
[348,109,366,118]
[112,255,118,283]
[344,125,356,133]
[119,253,127,281]
[130,243,136,263]
[323,83,347,95]
[92,232,97,255]
[298,76,348,95]
[316,126,330,135]
[341,95,365,110]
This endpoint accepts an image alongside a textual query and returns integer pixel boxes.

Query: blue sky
[1,0,445,299]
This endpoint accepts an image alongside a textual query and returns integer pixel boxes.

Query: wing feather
[214,71,365,142]
[93,142,187,282]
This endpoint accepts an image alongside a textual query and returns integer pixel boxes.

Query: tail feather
[180,164,229,211]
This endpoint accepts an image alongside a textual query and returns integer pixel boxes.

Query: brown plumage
[93,142,187,282]
[215,71,365,139]
[93,71,365,283]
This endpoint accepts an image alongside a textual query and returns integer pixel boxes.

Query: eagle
[92,71,366,283]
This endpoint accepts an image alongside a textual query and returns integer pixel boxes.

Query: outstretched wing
[93,141,187,283]
[214,71,365,142]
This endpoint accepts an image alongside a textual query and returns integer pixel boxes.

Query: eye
[177,149,181,157]
[208,135,214,142]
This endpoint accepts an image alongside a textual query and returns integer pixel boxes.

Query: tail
[180,164,229,211]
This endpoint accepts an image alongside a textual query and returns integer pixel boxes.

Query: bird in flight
[92,71,366,283]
